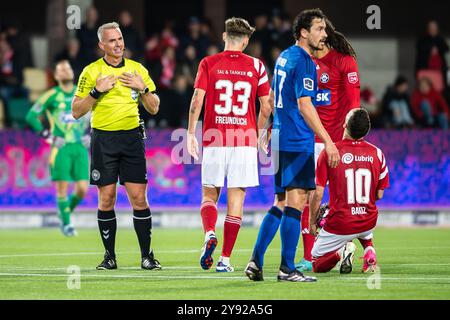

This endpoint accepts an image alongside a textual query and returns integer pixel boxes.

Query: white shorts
[314,142,325,168]
[312,228,374,258]
[201,146,259,188]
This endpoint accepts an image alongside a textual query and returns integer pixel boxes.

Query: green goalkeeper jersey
[26,85,90,144]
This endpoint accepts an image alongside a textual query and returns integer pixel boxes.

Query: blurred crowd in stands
[371,20,450,130]
[0,6,449,130]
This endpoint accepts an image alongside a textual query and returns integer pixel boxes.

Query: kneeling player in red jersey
[309,109,390,273]
[297,18,361,272]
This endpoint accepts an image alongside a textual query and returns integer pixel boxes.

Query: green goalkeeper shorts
[49,142,89,182]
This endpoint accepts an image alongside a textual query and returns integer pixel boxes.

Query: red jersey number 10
[345,168,371,204]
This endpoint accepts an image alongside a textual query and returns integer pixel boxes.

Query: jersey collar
[343,138,365,143]
[315,48,334,61]
[102,57,125,68]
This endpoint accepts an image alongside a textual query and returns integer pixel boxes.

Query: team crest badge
[91,169,101,181]
[320,73,329,83]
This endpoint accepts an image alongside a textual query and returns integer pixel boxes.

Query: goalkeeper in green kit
[26,60,90,236]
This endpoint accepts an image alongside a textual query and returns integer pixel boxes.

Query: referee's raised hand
[96,73,117,93]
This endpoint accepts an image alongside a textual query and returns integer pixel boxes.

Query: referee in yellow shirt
[72,22,161,270]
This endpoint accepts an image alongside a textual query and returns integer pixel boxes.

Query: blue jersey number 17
[275,69,286,109]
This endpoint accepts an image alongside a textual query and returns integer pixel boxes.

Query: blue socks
[280,206,302,272]
[251,206,283,269]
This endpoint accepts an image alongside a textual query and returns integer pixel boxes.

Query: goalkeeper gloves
[316,203,330,229]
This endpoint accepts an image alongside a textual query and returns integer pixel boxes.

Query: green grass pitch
[0,227,449,299]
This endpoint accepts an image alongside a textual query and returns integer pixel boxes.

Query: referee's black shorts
[90,127,147,186]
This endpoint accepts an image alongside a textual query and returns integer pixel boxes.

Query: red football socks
[221,215,242,258]
[312,250,341,273]
[301,205,315,261]
[359,238,374,249]
[200,201,218,233]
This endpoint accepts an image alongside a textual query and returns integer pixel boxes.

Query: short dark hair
[347,108,371,139]
[394,75,408,88]
[292,8,326,40]
[52,59,70,72]
[225,17,255,38]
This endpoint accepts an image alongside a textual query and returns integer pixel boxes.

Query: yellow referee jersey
[75,58,156,131]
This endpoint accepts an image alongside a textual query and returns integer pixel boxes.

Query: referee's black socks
[97,209,117,258]
[133,208,152,258]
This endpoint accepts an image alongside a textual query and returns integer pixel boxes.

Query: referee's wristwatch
[139,87,150,95]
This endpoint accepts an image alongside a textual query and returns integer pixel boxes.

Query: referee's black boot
[96,251,117,270]
[141,250,162,270]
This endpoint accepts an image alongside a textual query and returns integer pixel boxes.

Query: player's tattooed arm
[188,89,206,133]
[189,89,202,113]
[189,90,198,114]
[187,88,205,161]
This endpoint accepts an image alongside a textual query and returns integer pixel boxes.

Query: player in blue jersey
[245,9,340,282]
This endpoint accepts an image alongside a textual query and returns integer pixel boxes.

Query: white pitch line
[0,272,450,282]
[0,252,107,258]
[386,263,450,267]
[0,259,449,270]
[0,246,448,259]
[375,247,450,250]
[0,272,246,280]
[1,264,449,272]
[341,277,450,281]
[0,266,200,271]
[0,248,260,259]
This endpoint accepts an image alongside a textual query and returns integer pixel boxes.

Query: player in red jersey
[187,17,272,272]
[297,18,361,272]
[309,109,389,274]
